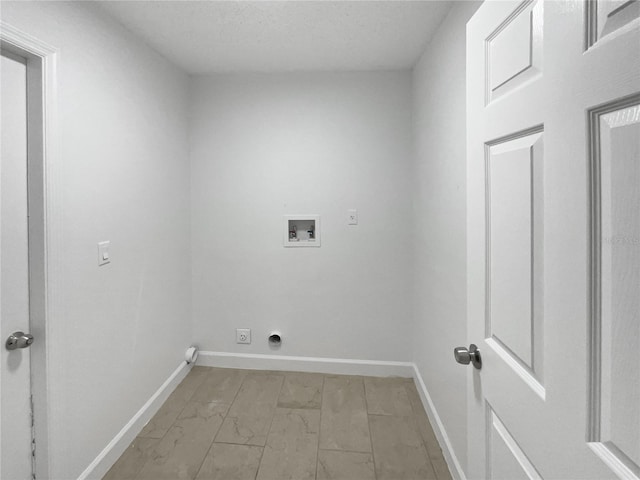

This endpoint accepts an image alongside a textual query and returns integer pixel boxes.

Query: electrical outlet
[347,209,358,225]
[236,328,251,344]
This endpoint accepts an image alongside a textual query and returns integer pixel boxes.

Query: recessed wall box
[283,215,320,247]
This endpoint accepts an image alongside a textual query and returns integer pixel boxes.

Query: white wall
[1,3,192,478]
[412,1,481,475]
[1,1,480,475]
[190,72,414,362]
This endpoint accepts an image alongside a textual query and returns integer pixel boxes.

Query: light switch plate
[98,241,110,266]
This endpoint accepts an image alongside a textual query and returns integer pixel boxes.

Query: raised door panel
[487,130,544,384]
[487,406,542,480]
[587,0,640,47]
[486,0,542,104]
[591,100,640,476]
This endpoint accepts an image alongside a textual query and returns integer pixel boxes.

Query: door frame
[1,22,57,480]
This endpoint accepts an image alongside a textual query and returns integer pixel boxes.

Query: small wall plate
[283,215,321,247]
[98,241,111,266]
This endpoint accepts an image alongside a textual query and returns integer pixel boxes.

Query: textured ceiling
[94,1,453,74]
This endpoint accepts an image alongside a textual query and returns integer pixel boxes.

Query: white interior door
[467,0,640,478]
[1,51,34,480]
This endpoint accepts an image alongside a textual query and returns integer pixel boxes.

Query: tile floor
[104,367,452,480]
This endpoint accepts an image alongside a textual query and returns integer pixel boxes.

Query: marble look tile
[319,375,371,453]
[364,376,413,416]
[195,444,263,480]
[256,408,320,480]
[191,367,247,405]
[277,372,323,409]
[103,437,159,480]
[316,450,375,480]
[139,366,210,439]
[238,369,283,376]
[404,381,444,459]
[214,415,269,447]
[228,373,285,415]
[136,402,227,480]
[431,456,453,480]
[369,414,436,480]
[108,369,452,480]
[177,367,215,397]
[215,373,284,446]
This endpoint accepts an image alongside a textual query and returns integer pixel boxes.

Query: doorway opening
[1,23,56,479]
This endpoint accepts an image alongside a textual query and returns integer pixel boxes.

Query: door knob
[6,331,34,351]
[454,344,481,369]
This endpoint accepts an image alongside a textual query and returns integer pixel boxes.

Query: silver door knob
[454,344,481,369]
[6,331,34,351]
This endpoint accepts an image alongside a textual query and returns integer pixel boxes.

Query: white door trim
[1,21,58,480]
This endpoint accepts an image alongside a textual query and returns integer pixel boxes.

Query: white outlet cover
[347,209,358,225]
[236,328,251,344]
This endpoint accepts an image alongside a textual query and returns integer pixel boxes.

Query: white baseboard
[412,364,467,480]
[77,360,192,480]
[196,351,414,378]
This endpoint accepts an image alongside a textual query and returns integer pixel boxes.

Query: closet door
[466,1,640,478]
[1,51,34,480]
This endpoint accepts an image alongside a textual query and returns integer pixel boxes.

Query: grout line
[318,447,376,455]
[416,416,438,478]
[403,381,441,479]
[366,412,414,417]
[315,374,327,480]
[188,366,213,402]
[212,368,247,444]
[192,428,217,479]
[210,439,265,448]
[194,368,261,479]
[176,368,230,480]
[133,369,207,480]
[188,365,213,403]
[190,369,233,478]
[253,371,285,480]
[362,378,377,480]
[137,370,204,441]
[366,415,377,480]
